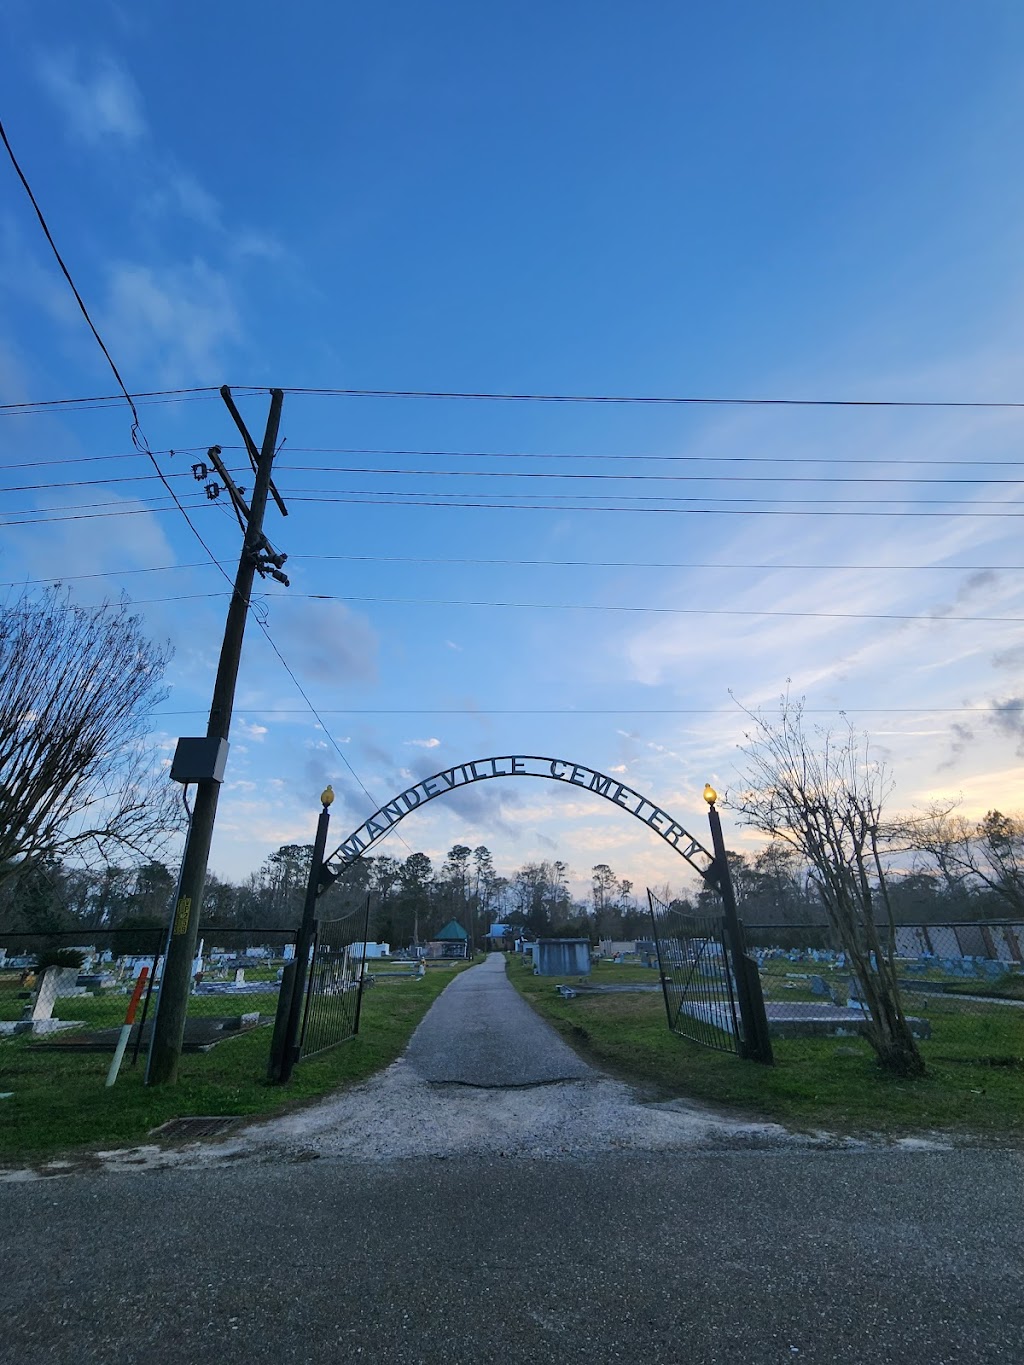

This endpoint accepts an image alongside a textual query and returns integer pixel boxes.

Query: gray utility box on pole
[170,737,229,785]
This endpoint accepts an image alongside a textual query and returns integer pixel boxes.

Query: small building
[485,923,515,950]
[535,938,591,977]
[598,939,637,959]
[347,942,391,960]
[426,920,469,960]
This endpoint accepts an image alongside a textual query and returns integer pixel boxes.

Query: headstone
[54,967,87,998]
[25,967,61,1022]
[234,968,245,986]
[846,976,868,1011]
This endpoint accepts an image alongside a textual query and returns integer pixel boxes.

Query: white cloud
[144,172,222,230]
[100,259,242,385]
[406,737,441,749]
[231,231,288,263]
[238,721,268,742]
[37,50,146,143]
[271,598,379,686]
[445,639,463,652]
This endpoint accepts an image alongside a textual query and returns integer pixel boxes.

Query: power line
[10,478,1024,510]
[2,554,1017,590]
[278,386,1024,410]
[0,501,220,528]
[11,495,1024,527]
[291,591,1024,626]
[0,448,205,470]
[144,705,1012,717]
[284,485,1023,508]
[0,388,225,415]
[6,443,1024,470]
[4,494,209,516]
[4,583,1014,625]
[9,465,1024,489]
[6,383,1024,416]
[285,493,1024,518]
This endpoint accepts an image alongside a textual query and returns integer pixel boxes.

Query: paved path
[404,951,593,1084]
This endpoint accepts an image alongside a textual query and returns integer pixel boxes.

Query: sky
[3,1,1024,903]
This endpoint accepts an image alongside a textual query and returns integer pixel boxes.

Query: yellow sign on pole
[172,896,192,935]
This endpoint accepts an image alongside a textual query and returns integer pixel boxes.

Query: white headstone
[28,967,61,1022]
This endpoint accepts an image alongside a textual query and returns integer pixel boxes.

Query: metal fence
[298,913,368,1061]
[747,920,1024,1054]
[647,890,741,1054]
[0,927,297,1064]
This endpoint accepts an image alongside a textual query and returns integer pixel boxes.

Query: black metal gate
[298,911,368,1061]
[647,889,741,1054]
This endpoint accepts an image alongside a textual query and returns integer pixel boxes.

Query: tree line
[4,805,1022,948]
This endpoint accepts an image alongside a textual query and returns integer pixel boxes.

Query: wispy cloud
[144,171,222,230]
[100,259,241,385]
[36,50,146,143]
[405,737,441,749]
[270,598,379,687]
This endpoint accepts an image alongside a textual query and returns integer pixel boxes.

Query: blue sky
[3,1,1024,900]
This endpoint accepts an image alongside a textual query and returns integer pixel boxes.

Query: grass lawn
[0,962,471,1166]
[510,957,1024,1141]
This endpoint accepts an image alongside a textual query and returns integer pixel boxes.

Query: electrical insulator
[205,483,221,500]
[191,462,208,481]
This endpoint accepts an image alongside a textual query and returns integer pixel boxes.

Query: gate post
[704,786,774,1065]
[277,786,334,1084]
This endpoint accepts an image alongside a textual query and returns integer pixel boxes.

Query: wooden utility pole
[147,387,285,1085]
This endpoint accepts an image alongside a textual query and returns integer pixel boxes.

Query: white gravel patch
[2,1056,804,1182]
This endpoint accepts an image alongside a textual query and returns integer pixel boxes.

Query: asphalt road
[2,956,1022,1364]
[2,1150,1022,1364]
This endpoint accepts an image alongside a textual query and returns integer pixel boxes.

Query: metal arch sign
[321,754,717,886]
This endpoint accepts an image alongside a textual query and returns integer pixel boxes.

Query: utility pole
[147,387,286,1085]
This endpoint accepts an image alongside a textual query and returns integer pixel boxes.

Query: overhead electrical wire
[5,444,1024,470]
[15,586,1014,626]
[6,500,1024,528]
[285,493,1024,518]
[144,705,1013,717]
[9,484,1024,512]
[6,384,1024,416]
[294,591,1024,626]
[8,467,1024,490]
[2,553,1017,590]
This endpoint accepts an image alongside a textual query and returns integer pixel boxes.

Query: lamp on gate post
[703,782,774,1065]
[277,785,334,1084]
[703,783,742,942]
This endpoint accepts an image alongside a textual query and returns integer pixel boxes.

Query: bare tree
[0,587,180,886]
[731,695,925,1078]
[904,803,1024,916]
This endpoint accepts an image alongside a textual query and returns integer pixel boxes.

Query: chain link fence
[0,927,297,1063]
[745,920,1024,1056]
